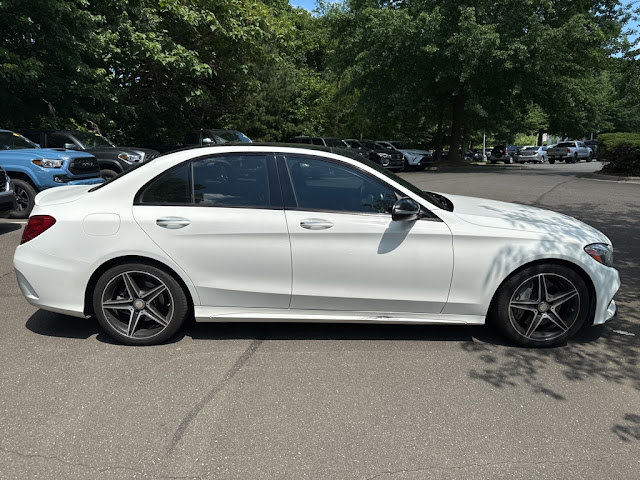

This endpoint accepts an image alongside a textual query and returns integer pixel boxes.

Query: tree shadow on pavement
[612,414,640,442]
[462,201,640,441]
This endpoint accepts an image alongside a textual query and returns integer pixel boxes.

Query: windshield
[557,142,575,148]
[324,138,347,148]
[0,131,38,150]
[390,141,410,149]
[73,131,115,148]
[216,131,252,143]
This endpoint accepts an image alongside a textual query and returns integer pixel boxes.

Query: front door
[279,154,454,313]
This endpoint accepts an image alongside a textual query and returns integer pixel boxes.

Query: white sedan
[14,146,619,347]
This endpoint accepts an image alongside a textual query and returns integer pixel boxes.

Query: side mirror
[63,143,76,150]
[392,197,421,221]
[201,137,214,145]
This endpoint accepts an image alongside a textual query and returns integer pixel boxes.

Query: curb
[583,172,640,184]
[421,163,529,173]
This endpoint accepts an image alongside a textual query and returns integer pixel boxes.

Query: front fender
[1,164,52,190]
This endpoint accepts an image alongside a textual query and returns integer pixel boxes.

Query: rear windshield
[557,142,576,148]
[73,132,115,148]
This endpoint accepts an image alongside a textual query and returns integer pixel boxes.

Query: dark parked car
[288,136,350,148]
[584,140,598,158]
[183,129,252,147]
[0,166,17,218]
[344,139,405,171]
[489,145,519,164]
[22,130,158,180]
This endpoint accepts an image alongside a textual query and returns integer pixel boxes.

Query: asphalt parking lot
[0,161,638,479]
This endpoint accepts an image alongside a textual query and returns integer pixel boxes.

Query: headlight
[118,153,142,163]
[32,158,64,168]
[584,243,614,267]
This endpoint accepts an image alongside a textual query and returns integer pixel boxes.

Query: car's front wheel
[491,264,590,347]
[100,168,119,181]
[93,262,189,345]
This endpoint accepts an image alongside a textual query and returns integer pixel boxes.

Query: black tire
[9,179,36,219]
[92,262,190,346]
[100,168,119,181]
[402,158,410,172]
[573,154,578,164]
[587,153,592,162]
[490,263,590,347]
[549,158,555,164]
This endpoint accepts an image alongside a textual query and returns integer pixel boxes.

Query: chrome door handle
[156,217,191,229]
[300,219,334,230]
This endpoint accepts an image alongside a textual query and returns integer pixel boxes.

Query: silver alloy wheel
[101,270,175,339]
[508,273,581,341]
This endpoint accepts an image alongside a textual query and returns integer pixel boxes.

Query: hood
[35,184,94,207]
[0,148,96,160]
[399,149,431,156]
[86,146,158,161]
[444,193,610,244]
[119,146,159,156]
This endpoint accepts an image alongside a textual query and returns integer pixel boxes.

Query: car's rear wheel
[9,179,36,219]
[93,263,189,345]
[549,158,556,164]
[491,264,590,347]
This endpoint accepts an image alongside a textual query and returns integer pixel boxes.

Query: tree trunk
[537,129,544,146]
[449,94,465,163]
[433,110,444,162]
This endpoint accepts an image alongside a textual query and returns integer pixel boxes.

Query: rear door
[133,153,292,308]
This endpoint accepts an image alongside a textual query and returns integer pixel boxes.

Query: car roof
[152,142,360,159]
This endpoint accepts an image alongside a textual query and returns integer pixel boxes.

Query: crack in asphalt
[363,449,640,479]
[167,338,264,455]
[532,178,577,206]
[0,446,202,479]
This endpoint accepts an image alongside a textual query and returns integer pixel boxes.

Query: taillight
[21,215,56,244]
[567,148,571,154]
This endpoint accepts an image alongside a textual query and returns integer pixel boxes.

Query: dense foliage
[600,132,640,175]
[0,0,638,159]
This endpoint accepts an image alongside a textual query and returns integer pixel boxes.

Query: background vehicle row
[23,130,158,180]
[0,129,102,218]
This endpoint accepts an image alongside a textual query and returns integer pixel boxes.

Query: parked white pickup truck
[547,141,593,164]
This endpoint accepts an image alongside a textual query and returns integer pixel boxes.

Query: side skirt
[194,307,485,325]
